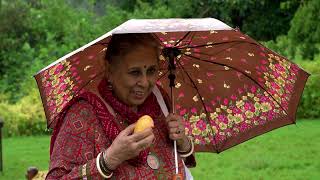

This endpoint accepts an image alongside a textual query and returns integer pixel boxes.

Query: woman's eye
[129,71,140,76]
[147,68,156,75]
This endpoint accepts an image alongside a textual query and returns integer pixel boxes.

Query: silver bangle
[96,152,113,178]
[81,163,87,179]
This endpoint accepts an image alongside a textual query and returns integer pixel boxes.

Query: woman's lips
[133,91,145,100]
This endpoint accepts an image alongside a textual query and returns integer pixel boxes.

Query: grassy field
[0,119,319,180]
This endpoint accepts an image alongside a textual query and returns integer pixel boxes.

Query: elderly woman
[46,34,196,179]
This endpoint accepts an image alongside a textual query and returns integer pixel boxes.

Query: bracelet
[178,137,194,158]
[101,151,114,173]
[96,153,113,179]
[100,154,110,175]
[81,163,87,179]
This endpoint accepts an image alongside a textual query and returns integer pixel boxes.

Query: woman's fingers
[169,127,183,134]
[135,133,155,150]
[166,113,182,123]
[120,123,136,136]
[129,128,153,142]
[169,129,184,140]
[167,120,179,128]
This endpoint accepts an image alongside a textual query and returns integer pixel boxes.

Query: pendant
[147,153,160,170]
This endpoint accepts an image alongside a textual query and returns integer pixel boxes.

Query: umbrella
[34,18,309,176]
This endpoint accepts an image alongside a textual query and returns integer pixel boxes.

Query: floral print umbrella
[34,18,309,153]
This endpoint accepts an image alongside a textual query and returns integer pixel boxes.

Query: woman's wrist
[104,147,121,170]
[177,135,191,153]
[178,137,194,158]
[96,153,113,178]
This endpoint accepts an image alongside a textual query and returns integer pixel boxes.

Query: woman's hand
[105,123,154,170]
[166,113,190,152]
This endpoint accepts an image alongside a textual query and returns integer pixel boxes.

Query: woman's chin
[129,96,146,106]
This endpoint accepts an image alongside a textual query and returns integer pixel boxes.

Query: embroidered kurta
[46,81,196,179]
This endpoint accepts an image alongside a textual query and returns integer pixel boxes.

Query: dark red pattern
[47,80,195,179]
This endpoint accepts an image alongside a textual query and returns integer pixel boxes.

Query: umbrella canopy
[34,18,309,153]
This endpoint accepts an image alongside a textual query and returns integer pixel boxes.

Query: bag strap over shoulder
[95,93,116,117]
[152,86,169,117]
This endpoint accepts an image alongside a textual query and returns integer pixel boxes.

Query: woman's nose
[138,75,149,87]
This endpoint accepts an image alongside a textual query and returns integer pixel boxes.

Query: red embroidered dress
[46,80,196,180]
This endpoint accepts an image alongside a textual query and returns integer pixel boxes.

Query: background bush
[296,58,320,119]
[0,83,49,137]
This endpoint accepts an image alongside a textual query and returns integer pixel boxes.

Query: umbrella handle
[167,51,180,177]
[174,140,179,175]
[173,173,183,180]
[170,87,180,175]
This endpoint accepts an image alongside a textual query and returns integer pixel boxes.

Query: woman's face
[108,45,159,107]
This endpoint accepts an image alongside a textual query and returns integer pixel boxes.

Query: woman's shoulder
[68,100,95,112]
[63,100,99,126]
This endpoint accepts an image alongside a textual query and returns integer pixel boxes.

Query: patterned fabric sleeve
[46,100,106,180]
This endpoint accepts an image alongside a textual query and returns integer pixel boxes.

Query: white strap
[152,86,169,117]
[182,161,194,180]
[95,93,116,117]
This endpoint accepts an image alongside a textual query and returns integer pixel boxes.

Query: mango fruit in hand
[134,115,154,133]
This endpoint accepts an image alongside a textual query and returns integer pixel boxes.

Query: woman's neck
[131,106,138,113]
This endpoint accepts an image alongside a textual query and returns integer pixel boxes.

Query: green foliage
[296,58,320,119]
[0,0,107,101]
[0,0,34,101]
[129,0,174,18]
[288,0,320,60]
[0,84,49,137]
[263,35,294,60]
[165,0,301,41]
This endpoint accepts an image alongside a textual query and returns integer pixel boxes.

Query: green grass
[0,136,50,180]
[191,119,320,180]
[0,119,319,180]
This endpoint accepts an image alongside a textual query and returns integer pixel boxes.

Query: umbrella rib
[177,40,258,49]
[176,59,220,152]
[174,31,192,47]
[184,53,290,117]
[175,31,197,49]
[157,70,169,81]
[180,41,244,59]
[151,33,165,46]
[186,32,197,47]
[184,53,293,152]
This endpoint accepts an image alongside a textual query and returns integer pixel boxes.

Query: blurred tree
[288,0,320,60]
[0,0,33,100]
[0,0,105,102]
[166,0,302,41]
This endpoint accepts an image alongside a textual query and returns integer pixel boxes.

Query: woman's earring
[107,79,113,90]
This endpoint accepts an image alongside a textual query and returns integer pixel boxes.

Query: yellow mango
[134,115,154,133]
